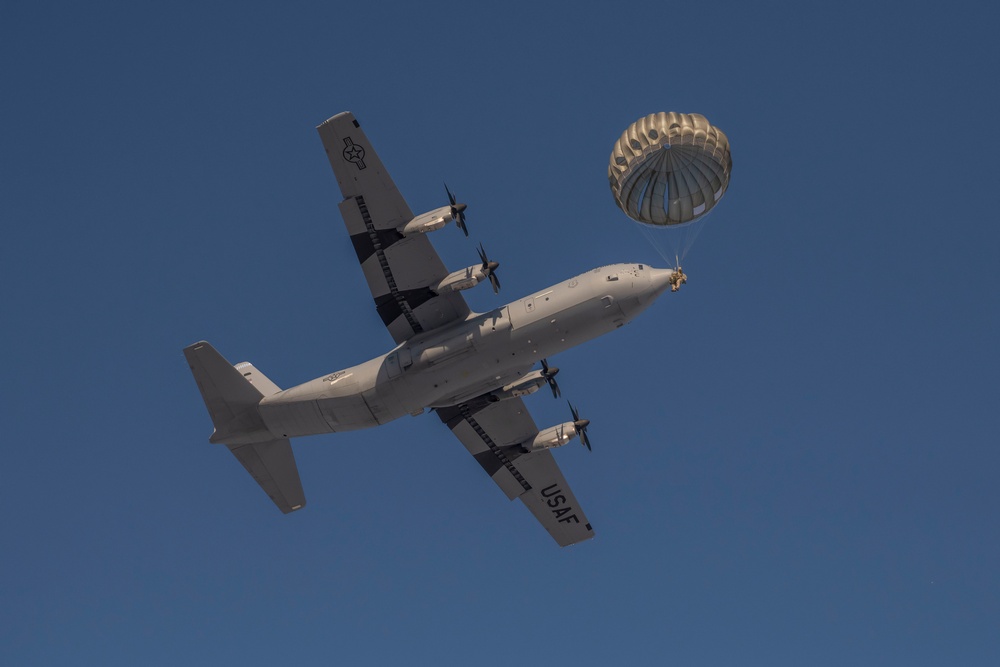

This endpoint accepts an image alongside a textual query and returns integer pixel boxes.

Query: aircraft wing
[438,397,595,547]
[317,112,470,344]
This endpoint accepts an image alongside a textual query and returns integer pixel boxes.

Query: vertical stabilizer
[184,341,267,442]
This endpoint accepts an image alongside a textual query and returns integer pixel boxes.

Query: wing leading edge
[317,112,470,343]
[438,397,595,547]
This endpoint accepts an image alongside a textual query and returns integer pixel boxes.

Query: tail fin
[183,341,306,513]
[184,341,271,443]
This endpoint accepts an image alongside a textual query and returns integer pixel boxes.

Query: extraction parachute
[608,112,732,264]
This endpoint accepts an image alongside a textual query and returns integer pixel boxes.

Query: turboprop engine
[433,243,501,294]
[490,360,560,401]
[525,421,587,452]
[434,263,494,292]
[398,184,469,235]
[490,371,549,401]
[525,403,592,452]
[398,205,460,235]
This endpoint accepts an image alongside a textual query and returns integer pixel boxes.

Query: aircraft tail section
[183,341,306,513]
[183,341,270,443]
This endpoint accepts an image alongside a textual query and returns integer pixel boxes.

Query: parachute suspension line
[634,220,680,266]
[632,218,707,268]
[677,216,707,261]
[634,221,663,263]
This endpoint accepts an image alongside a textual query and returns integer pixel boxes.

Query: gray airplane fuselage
[252,263,675,442]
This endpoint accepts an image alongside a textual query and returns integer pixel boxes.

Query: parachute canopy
[609,112,732,226]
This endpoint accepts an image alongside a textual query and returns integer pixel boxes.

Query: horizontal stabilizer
[227,439,306,514]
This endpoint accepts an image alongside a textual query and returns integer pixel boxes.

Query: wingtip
[282,500,307,514]
[317,111,356,130]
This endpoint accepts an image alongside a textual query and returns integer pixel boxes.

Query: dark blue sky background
[3,1,998,664]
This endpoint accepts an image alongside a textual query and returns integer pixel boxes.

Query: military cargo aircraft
[184,112,683,546]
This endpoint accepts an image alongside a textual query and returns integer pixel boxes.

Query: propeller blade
[540,359,560,398]
[568,401,591,451]
[445,183,469,236]
[477,243,501,294]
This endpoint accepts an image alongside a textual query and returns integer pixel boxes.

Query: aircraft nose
[646,267,676,298]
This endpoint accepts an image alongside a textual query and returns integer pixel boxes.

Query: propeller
[444,183,469,236]
[476,242,501,294]
[569,402,592,451]
[540,358,561,398]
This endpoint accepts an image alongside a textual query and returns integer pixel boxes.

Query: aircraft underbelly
[361,385,406,425]
[507,296,623,358]
[317,394,379,431]
[259,399,332,438]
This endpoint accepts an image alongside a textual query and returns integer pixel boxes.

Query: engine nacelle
[434,264,488,293]
[398,205,455,235]
[524,422,579,452]
[489,370,547,402]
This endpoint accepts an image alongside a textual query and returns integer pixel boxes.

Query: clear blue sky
[2,1,998,665]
